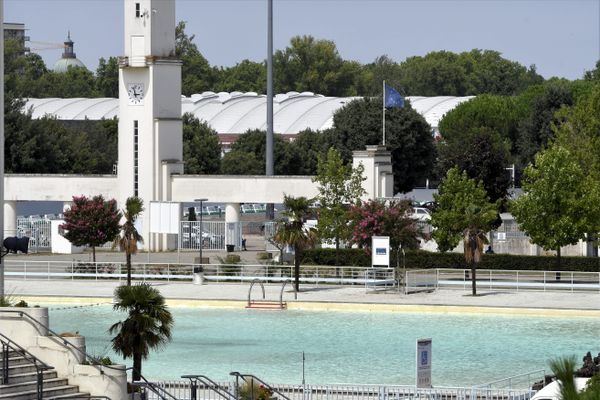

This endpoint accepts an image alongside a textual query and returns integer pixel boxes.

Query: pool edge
[17,295,600,317]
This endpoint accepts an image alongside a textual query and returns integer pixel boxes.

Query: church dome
[53,32,86,73]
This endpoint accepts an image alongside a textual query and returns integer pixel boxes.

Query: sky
[5,0,600,81]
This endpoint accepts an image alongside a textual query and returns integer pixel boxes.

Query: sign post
[416,338,432,388]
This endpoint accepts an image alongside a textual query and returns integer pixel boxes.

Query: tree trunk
[92,246,96,263]
[556,247,561,281]
[294,251,301,292]
[471,266,477,296]
[126,252,132,286]
[335,238,340,277]
[132,352,142,381]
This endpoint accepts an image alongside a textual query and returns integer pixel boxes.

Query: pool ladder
[246,278,296,310]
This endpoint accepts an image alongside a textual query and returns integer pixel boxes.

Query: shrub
[14,300,29,307]
[301,248,600,272]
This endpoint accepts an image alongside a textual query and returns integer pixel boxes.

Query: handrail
[229,372,292,400]
[247,278,266,306]
[279,279,297,306]
[127,367,178,400]
[182,374,236,400]
[0,310,173,400]
[0,332,54,400]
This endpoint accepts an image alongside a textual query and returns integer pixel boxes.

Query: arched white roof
[23,93,474,133]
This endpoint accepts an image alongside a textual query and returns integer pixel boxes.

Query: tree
[273,195,317,292]
[274,35,358,96]
[114,197,144,286]
[110,283,173,382]
[431,167,499,295]
[331,97,436,193]
[549,357,600,400]
[176,21,217,96]
[511,145,600,264]
[182,113,221,174]
[312,148,365,264]
[96,57,119,97]
[349,199,420,251]
[60,195,121,262]
[220,129,301,175]
[288,128,333,175]
[216,59,266,93]
[436,126,512,208]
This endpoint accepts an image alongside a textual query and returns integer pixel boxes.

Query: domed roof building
[53,32,86,73]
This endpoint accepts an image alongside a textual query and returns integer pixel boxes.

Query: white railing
[434,269,600,292]
[148,381,536,400]
[5,261,599,292]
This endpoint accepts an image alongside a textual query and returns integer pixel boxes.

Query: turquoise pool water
[47,305,599,386]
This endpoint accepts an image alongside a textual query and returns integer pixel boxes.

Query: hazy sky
[5,0,600,80]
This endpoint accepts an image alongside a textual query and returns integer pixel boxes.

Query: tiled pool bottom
[47,305,599,386]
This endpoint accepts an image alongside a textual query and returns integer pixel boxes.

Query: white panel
[149,201,180,234]
[371,236,390,267]
[130,35,145,66]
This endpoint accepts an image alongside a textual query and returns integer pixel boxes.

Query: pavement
[4,242,600,316]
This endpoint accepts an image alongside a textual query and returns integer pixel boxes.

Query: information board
[416,338,432,388]
[371,236,390,267]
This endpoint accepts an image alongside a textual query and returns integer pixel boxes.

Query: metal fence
[179,221,237,251]
[15,217,52,252]
[148,381,536,400]
[404,268,600,292]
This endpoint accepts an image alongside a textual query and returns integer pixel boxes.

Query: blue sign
[375,248,386,255]
[421,350,428,366]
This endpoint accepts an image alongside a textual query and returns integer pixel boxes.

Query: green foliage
[61,195,122,262]
[289,129,333,175]
[431,168,499,252]
[182,113,221,174]
[436,126,511,205]
[511,145,600,256]
[238,379,273,400]
[176,21,218,95]
[110,283,173,381]
[301,248,600,271]
[273,195,318,291]
[114,197,145,286]
[14,300,29,308]
[95,57,119,97]
[349,199,420,250]
[215,59,266,93]
[330,97,436,193]
[220,129,301,175]
[313,148,365,256]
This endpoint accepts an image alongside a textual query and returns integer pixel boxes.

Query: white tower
[118,0,183,249]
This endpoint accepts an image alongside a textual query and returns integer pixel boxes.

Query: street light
[194,198,208,265]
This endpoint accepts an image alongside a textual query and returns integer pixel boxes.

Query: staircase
[246,300,287,310]
[0,350,91,400]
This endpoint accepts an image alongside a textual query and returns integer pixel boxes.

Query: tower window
[135,3,141,17]
[134,120,139,197]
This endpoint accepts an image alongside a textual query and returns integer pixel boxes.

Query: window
[135,3,140,17]
[134,120,139,197]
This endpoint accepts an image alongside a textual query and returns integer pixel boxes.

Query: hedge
[301,248,600,272]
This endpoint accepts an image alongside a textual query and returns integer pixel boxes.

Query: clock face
[127,83,144,105]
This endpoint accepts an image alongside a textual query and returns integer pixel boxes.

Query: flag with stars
[384,84,405,108]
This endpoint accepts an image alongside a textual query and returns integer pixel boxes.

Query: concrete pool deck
[6,278,600,317]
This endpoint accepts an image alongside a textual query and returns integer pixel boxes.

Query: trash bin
[226,244,235,253]
[193,266,204,285]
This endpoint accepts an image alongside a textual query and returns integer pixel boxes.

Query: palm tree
[548,357,600,400]
[114,197,144,286]
[109,283,173,382]
[462,205,493,296]
[274,195,317,292]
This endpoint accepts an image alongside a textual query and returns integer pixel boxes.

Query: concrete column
[4,201,17,237]
[225,203,241,249]
[352,145,393,201]
[225,203,240,224]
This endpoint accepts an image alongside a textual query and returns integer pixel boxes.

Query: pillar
[4,201,16,237]
[352,145,394,201]
[225,203,241,250]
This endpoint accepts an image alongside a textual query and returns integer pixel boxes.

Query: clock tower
[118,0,183,249]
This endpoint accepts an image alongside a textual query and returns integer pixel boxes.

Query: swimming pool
[47,305,599,386]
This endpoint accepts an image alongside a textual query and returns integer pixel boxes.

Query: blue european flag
[384,84,405,108]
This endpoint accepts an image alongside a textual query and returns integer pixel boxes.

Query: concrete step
[0,384,80,400]
[0,377,70,395]
[1,355,32,366]
[6,363,43,376]
[44,393,93,400]
[2,369,57,385]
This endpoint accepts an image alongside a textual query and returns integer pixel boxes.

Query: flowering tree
[349,199,420,251]
[60,195,122,262]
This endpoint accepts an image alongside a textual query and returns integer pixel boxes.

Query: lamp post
[194,198,208,265]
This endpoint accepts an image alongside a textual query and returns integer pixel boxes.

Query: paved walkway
[4,250,600,315]
[6,277,600,316]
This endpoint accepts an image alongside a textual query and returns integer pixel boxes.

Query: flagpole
[382,80,386,146]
